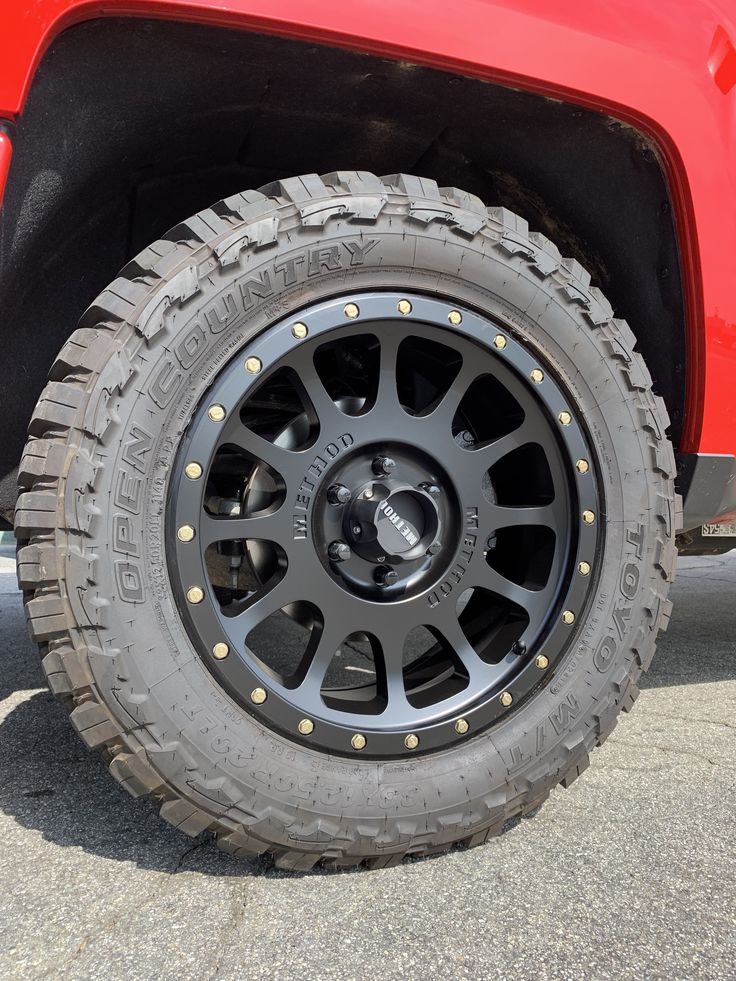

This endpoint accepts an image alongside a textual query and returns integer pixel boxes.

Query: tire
[15,172,678,869]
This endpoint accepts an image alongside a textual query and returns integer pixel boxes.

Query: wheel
[16,172,677,869]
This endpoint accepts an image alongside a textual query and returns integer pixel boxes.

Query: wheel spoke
[287,356,346,434]
[470,557,549,620]
[199,509,291,548]
[483,500,561,532]
[421,360,479,430]
[234,574,294,637]
[296,621,345,697]
[220,418,306,487]
[372,331,403,413]
[433,617,504,689]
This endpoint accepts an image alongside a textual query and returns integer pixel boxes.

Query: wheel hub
[168,291,601,757]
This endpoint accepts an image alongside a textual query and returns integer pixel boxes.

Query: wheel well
[0,16,687,524]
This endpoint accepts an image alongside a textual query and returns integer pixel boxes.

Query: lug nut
[328,540,351,563]
[426,541,442,556]
[420,482,441,496]
[374,566,398,587]
[327,484,351,505]
[372,456,396,476]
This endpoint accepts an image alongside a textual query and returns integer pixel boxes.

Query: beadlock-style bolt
[455,718,469,734]
[530,368,545,384]
[448,310,463,326]
[397,299,413,315]
[351,733,367,750]
[298,718,314,735]
[250,686,267,703]
[558,410,572,426]
[493,334,507,349]
[186,586,204,604]
[329,540,351,563]
[373,456,396,476]
[291,322,308,339]
[245,356,262,374]
[344,302,359,319]
[213,643,230,660]
[185,462,203,480]
[576,459,590,474]
[177,525,195,543]
[582,509,596,524]
[327,484,351,505]
[578,561,592,576]
[535,654,549,670]
[562,610,576,625]
[499,691,514,707]
[404,734,419,750]
[208,404,226,422]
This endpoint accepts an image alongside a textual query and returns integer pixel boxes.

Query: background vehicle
[1,3,735,868]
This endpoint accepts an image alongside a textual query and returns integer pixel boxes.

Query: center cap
[346,481,440,564]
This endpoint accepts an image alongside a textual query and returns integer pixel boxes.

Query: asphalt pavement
[0,543,734,980]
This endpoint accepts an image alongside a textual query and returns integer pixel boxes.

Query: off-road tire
[15,172,678,869]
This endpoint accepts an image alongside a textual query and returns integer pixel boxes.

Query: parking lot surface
[0,544,734,980]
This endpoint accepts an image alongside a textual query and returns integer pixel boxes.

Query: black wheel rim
[168,291,601,757]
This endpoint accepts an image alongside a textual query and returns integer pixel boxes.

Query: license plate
[701,522,736,537]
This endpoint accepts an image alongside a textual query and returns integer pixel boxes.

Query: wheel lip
[167,290,602,758]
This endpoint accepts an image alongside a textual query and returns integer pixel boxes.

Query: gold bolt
[562,610,575,625]
[212,643,230,660]
[582,509,596,524]
[530,368,545,384]
[448,310,463,326]
[245,356,262,374]
[298,718,314,735]
[397,299,413,315]
[558,410,572,426]
[578,561,591,576]
[535,654,549,669]
[177,524,195,543]
[576,459,590,474]
[208,404,226,422]
[404,734,419,750]
[184,462,203,480]
[493,334,507,349]
[351,733,366,750]
[344,303,359,319]
[250,686,267,703]
[455,718,469,734]
[291,322,308,339]
[186,586,204,604]
[499,691,513,707]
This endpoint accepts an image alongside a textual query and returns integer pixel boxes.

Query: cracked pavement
[0,545,734,980]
